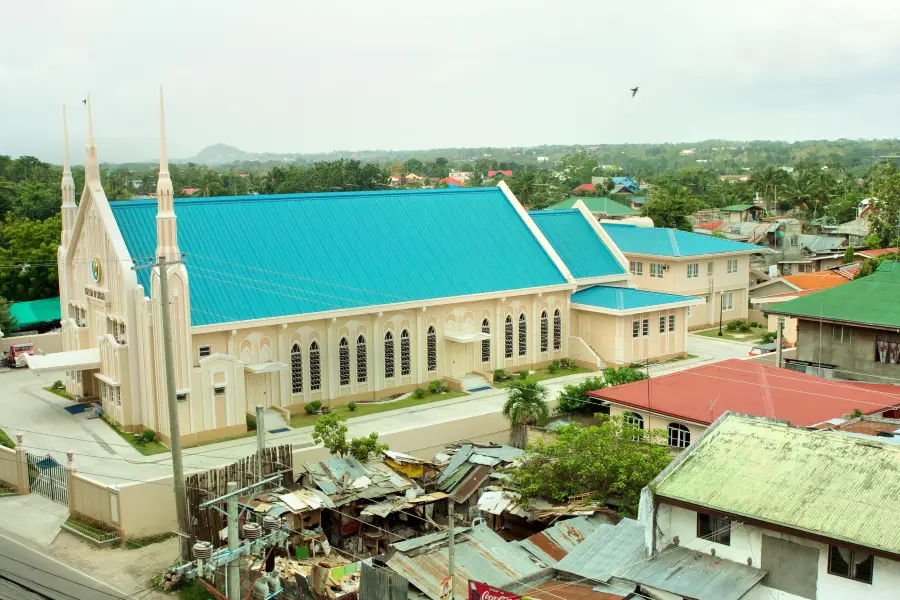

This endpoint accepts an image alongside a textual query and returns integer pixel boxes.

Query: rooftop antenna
[708,394,720,423]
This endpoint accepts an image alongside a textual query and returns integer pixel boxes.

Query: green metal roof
[766,261,900,328]
[654,414,900,554]
[571,285,698,310]
[110,188,569,326]
[721,204,755,211]
[548,197,638,216]
[529,210,627,280]
[9,297,61,329]
[601,223,764,257]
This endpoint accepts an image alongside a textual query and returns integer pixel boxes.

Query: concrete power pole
[255,404,265,482]
[776,318,783,369]
[226,481,240,600]
[158,255,190,562]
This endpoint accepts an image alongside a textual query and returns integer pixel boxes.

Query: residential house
[536,156,550,163]
[440,176,464,187]
[572,183,598,194]
[764,261,900,382]
[639,413,900,600]
[600,222,765,329]
[547,197,638,220]
[776,234,847,275]
[721,204,763,223]
[857,247,899,260]
[834,214,871,246]
[611,177,640,194]
[432,442,523,522]
[719,174,751,183]
[586,359,900,448]
[488,170,512,178]
[448,171,472,182]
[619,195,646,209]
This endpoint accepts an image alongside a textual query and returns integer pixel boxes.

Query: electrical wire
[0,551,146,600]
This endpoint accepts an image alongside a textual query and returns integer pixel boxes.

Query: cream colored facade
[572,306,692,365]
[607,403,707,447]
[626,253,752,329]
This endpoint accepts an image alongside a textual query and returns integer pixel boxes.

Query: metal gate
[27,454,68,505]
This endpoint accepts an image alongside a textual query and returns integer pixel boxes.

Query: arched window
[356,335,367,384]
[504,316,513,359]
[668,423,691,448]
[339,337,350,386]
[384,331,395,379]
[518,313,527,357]
[624,411,644,441]
[427,326,437,372]
[290,343,303,394]
[400,330,411,376]
[309,341,321,391]
[553,309,562,351]
[540,310,549,353]
[481,319,491,364]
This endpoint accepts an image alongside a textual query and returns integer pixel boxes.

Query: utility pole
[226,481,240,600]
[775,318,783,369]
[255,404,265,483]
[448,498,456,600]
[717,292,724,337]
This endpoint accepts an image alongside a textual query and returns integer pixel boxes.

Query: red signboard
[468,581,527,600]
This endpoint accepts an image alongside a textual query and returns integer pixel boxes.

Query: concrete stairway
[459,374,491,392]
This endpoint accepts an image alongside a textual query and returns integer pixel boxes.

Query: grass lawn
[43,385,75,400]
[695,327,767,343]
[494,366,592,388]
[0,427,15,449]
[184,430,256,449]
[289,390,468,428]
[100,418,170,456]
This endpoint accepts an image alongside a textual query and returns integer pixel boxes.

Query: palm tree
[503,379,550,448]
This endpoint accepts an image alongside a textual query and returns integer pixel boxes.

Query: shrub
[429,380,443,393]
[548,363,558,373]
[51,380,65,390]
[551,360,560,368]
[749,321,758,328]
[140,429,155,444]
[493,369,508,382]
[726,320,740,331]
[414,388,428,398]
[518,370,529,380]
[246,416,257,431]
[560,358,575,369]
[761,331,777,344]
[556,376,606,413]
[347,402,357,412]
[304,403,317,415]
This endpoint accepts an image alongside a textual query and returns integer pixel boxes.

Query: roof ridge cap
[668,229,681,256]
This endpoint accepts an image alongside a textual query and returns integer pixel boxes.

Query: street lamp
[717,294,724,336]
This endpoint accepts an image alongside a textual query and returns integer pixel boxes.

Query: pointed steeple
[60,105,77,248]
[84,95,101,184]
[155,87,179,261]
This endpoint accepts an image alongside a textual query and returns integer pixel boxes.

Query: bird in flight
[82,99,87,105]
[630,87,639,97]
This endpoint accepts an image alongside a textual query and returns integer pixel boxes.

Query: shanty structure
[433,443,523,520]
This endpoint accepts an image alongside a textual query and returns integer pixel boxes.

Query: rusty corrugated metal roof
[448,464,492,503]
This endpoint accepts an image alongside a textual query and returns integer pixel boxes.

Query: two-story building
[600,222,765,329]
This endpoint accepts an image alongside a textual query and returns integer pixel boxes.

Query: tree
[0,215,61,301]
[504,415,672,517]
[403,158,424,175]
[854,254,899,280]
[640,186,699,231]
[556,376,605,414]
[349,432,389,462]
[868,167,900,248]
[711,229,727,238]
[312,413,350,457]
[844,245,855,264]
[503,379,549,448]
[0,297,17,335]
[602,366,647,386]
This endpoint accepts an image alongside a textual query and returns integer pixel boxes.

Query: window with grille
[356,335,367,384]
[309,341,321,391]
[707,261,714,276]
[290,344,303,393]
[727,258,738,273]
[687,263,699,278]
[384,331,395,379]
[624,411,644,441]
[504,316,513,358]
[214,385,226,397]
[722,292,734,311]
[669,315,675,332]
[198,345,211,360]
[427,326,437,372]
[540,311,548,352]
[339,338,350,386]
[697,512,731,545]
[828,546,874,584]
[650,263,665,278]
[629,261,643,276]
[400,330,411,376]
[553,309,561,351]
[632,320,640,338]
[518,313,527,357]
[481,319,490,363]
[659,316,666,333]
[668,423,691,448]
[875,334,899,363]
[642,319,649,337]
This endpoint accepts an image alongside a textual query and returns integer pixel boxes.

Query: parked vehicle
[6,343,34,367]
[748,342,777,356]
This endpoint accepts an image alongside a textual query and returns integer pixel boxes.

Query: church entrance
[449,342,475,378]
[245,373,270,411]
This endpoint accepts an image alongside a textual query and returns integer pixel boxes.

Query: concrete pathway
[0,494,68,548]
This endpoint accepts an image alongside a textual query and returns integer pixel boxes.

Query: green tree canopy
[503,379,549,448]
[311,413,389,462]
[0,215,60,301]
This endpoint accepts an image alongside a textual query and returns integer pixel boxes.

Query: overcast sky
[2,0,899,163]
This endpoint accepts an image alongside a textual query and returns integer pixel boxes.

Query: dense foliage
[556,367,647,414]
[503,379,550,448]
[504,415,672,517]
[311,413,388,462]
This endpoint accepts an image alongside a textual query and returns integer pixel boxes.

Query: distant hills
[180,143,298,165]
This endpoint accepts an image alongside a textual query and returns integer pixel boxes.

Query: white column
[494,300,503,371]
[326,319,336,401]
[278,324,289,407]
[416,310,424,384]
[373,313,382,393]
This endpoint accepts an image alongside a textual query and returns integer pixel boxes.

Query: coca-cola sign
[468,581,528,600]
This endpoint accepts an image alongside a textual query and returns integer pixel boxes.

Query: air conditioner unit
[662,265,670,271]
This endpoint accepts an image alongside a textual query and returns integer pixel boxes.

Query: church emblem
[91,257,103,284]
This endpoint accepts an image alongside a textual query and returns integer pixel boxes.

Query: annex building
[39,97,747,446]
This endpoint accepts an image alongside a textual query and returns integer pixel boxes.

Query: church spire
[155,87,179,261]
[60,105,77,248]
[84,95,101,184]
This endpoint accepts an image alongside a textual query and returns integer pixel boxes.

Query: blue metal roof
[529,210,626,280]
[601,223,763,257]
[110,188,568,326]
[571,286,698,310]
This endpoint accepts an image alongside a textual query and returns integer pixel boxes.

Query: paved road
[0,530,130,600]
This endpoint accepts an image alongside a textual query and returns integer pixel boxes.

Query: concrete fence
[5,331,64,354]
[69,470,120,530]
[0,435,28,494]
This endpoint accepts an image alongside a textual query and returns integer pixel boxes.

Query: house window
[400,329,411,376]
[659,316,666,333]
[707,262,713,276]
[356,335,367,384]
[384,331,395,379]
[518,313,527,357]
[790,235,799,246]
[650,263,665,278]
[727,258,739,273]
[339,337,350,386]
[198,345,211,360]
[642,318,649,337]
[481,319,491,363]
[833,326,852,344]
[290,343,303,394]
[722,292,734,312]
[697,512,731,545]
[687,305,693,318]
[629,261,643,276]
[176,392,188,402]
[632,320,640,338]
[668,423,691,448]
[214,385,226,397]
[553,309,562,351]
[687,263,699,278]
[828,546,874,584]
[624,411,644,441]
[875,334,900,364]
[309,341,321,391]
[669,315,675,332]
[427,325,437,372]
[504,316,513,359]
[540,311,549,352]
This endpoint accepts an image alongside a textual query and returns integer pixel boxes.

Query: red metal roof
[858,247,899,259]
[441,177,464,187]
[488,170,512,177]
[527,581,625,600]
[571,183,596,192]
[587,359,900,426]
[695,220,725,230]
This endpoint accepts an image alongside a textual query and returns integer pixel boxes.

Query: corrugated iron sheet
[436,445,474,486]
[467,445,523,462]
[360,561,408,600]
[448,465,492,503]
[557,520,643,582]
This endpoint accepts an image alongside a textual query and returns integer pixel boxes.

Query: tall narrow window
[384,331,395,379]
[642,319,649,337]
[518,313,527,357]
[481,319,491,363]
[553,309,562,351]
[624,411,644,441]
[504,316,513,359]
[339,337,350,386]
[400,329,411,376]
[427,325,437,372]
[668,315,676,332]
[540,311,549,352]
[659,316,666,333]
[290,343,303,394]
[309,341,321,391]
[356,335,367,384]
